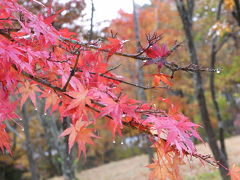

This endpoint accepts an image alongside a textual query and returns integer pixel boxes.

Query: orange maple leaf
[59,120,98,158]
[18,81,42,108]
[153,73,173,87]
[147,140,182,180]
[40,88,60,113]
[228,164,240,180]
[65,82,91,111]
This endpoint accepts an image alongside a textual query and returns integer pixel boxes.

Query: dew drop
[35,108,38,111]
[19,118,22,121]
[21,128,24,131]
[113,140,116,144]
[121,141,124,145]
[44,112,47,116]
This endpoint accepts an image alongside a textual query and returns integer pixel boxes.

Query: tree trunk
[210,38,228,163]
[233,0,240,26]
[36,99,62,176]
[46,114,76,180]
[88,0,94,42]
[175,0,229,179]
[133,0,154,163]
[35,95,76,180]
[22,103,39,180]
[210,0,228,162]
[61,117,76,180]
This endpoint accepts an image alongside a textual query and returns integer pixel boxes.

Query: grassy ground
[50,136,240,180]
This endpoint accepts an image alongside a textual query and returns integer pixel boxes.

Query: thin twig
[74,67,168,90]
[0,27,220,73]
[62,52,80,91]
[101,64,121,75]
[60,36,219,73]
[100,74,168,90]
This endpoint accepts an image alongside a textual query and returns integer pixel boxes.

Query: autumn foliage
[0,0,239,179]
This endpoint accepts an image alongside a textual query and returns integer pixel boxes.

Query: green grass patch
[184,170,220,180]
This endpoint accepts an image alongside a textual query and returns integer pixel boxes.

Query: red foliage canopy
[0,0,230,179]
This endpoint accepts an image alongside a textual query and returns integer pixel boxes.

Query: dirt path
[50,136,240,180]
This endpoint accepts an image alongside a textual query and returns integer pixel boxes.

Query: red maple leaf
[65,82,91,111]
[144,113,201,155]
[142,44,170,70]
[100,38,124,60]
[59,120,98,158]
[98,95,138,136]
[145,44,169,58]
[0,89,18,123]
[106,119,122,140]
[0,101,18,123]
[0,124,12,155]
[59,28,77,38]
[44,8,64,25]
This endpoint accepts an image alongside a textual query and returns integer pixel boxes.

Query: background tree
[174,0,229,179]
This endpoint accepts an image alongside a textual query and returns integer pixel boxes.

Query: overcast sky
[83,0,151,30]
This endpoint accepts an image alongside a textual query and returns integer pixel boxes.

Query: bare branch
[99,74,168,90]
[60,36,218,73]
[74,67,169,90]
[62,52,80,91]
[101,64,121,75]
[0,27,219,74]
[14,64,221,167]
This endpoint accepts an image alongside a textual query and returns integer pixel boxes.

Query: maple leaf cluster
[0,0,236,179]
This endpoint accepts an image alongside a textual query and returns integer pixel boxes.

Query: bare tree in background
[60,117,77,180]
[174,0,229,179]
[88,0,94,42]
[232,0,240,26]
[36,98,76,180]
[210,0,228,161]
[22,103,39,180]
[133,0,154,163]
[36,99,62,176]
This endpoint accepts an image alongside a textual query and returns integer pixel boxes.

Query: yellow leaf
[224,0,234,10]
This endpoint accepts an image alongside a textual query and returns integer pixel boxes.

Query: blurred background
[1,0,240,180]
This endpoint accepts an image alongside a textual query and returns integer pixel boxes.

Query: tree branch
[62,52,80,91]
[12,59,221,168]
[60,36,219,73]
[0,27,219,74]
